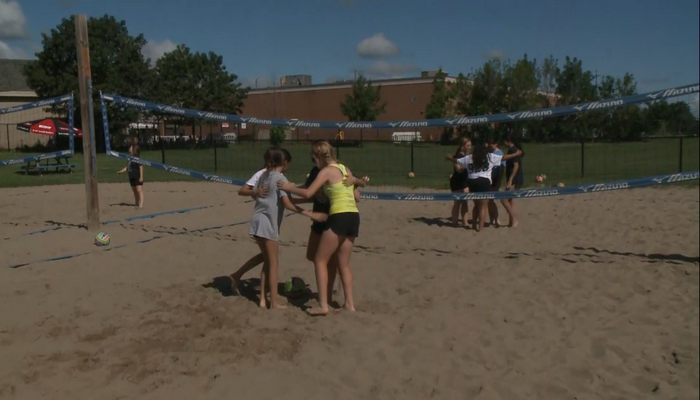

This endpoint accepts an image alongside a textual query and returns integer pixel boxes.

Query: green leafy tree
[555,56,597,105]
[424,68,455,143]
[455,59,507,139]
[537,55,558,98]
[340,74,386,121]
[467,59,506,118]
[424,68,451,119]
[149,44,248,139]
[150,44,247,113]
[501,54,542,140]
[554,56,598,140]
[23,14,152,151]
[269,126,286,145]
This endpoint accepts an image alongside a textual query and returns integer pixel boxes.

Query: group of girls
[231,141,367,316]
[446,134,525,231]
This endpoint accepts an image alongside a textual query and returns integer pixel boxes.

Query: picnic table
[19,155,75,176]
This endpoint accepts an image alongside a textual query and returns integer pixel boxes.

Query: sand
[0,181,698,400]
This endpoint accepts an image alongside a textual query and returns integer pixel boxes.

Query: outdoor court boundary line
[7,218,251,269]
[7,210,308,269]
[10,205,215,239]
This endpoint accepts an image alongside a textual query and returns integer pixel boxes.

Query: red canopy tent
[16,118,83,137]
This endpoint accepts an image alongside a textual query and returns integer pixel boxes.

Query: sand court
[0,182,698,400]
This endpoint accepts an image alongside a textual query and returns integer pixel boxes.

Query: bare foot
[306,307,329,316]
[230,275,241,294]
[343,304,356,312]
[258,301,266,309]
[509,220,519,228]
[270,303,287,310]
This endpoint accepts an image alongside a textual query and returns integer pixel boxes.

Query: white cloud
[0,39,27,59]
[482,49,505,61]
[356,33,399,59]
[361,60,420,79]
[0,0,28,40]
[142,39,177,65]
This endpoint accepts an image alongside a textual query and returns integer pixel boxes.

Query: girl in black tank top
[449,137,472,226]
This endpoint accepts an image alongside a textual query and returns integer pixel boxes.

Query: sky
[1,0,698,104]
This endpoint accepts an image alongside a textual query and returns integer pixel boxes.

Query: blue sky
[1,0,698,96]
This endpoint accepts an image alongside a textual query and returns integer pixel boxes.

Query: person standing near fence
[486,136,506,227]
[500,134,525,228]
[116,137,144,208]
[449,137,472,226]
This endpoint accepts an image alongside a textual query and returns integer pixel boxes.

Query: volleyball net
[0,94,77,169]
[99,84,699,201]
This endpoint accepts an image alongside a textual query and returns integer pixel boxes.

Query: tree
[340,74,386,121]
[554,56,598,140]
[269,126,286,145]
[537,55,558,97]
[150,44,247,113]
[23,14,152,151]
[424,68,451,119]
[503,54,541,140]
[556,56,597,105]
[503,54,539,111]
[149,44,248,140]
[466,59,506,118]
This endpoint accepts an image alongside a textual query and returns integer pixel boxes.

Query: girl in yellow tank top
[279,141,368,316]
[322,163,359,215]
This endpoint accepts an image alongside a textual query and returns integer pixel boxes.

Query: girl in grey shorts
[247,147,326,310]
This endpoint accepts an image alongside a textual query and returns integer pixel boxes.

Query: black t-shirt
[452,152,468,177]
[505,146,523,185]
[305,166,330,213]
[127,161,140,180]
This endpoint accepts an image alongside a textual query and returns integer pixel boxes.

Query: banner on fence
[101,83,699,129]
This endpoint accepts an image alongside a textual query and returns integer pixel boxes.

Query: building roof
[248,75,457,95]
[0,59,32,92]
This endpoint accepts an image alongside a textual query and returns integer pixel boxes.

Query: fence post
[5,125,9,150]
[214,140,218,172]
[160,133,166,164]
[410,139,415,173]
[580,137,585,178]
[678,137,684,173]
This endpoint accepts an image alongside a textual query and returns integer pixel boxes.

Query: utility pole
[74,14,100,231]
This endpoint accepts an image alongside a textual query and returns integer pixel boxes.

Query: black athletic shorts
[468,177,491,193]
[129,178,143,187]
[311,221,326,235]
[325,212,360,238]
[449,172,469,192]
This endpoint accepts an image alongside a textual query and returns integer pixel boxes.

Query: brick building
[239,72,453,142]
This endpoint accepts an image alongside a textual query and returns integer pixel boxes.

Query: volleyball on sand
[94,232,110,246]
[284,277,306,298]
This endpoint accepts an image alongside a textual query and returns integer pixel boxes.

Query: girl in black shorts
[117,137,144,208]
[500,134,525,228]
[449,137,472,226]
[486,136,505,227]
[291,147,366,308]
